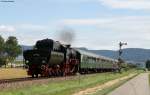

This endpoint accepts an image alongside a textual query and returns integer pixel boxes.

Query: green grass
[0,69,141,95]
[93,74,137,95]
[148,73,150,85]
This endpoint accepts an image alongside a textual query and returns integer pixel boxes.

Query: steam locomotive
[23,39,119,78]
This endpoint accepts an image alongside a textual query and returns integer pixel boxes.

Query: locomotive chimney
[66,44,71,48]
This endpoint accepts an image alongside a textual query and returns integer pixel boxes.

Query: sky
[0,0,150,50]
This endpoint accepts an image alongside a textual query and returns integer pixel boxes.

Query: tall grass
[148,73,150,85]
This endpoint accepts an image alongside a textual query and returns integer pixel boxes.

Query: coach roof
[76,49,115,61]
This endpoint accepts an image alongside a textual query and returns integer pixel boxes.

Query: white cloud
[100,0,150,10]
[98,16,150,33]
[0,23,55,46]
[62,18,114,25]
[62,16,150,33]
[48,0,97,3]
[0,24,48,33]
[0,25,16,32]
[63,17,150,33]
[17,24,48,32]
[62,16,150,49]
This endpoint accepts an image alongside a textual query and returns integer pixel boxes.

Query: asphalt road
[108,73,150,95]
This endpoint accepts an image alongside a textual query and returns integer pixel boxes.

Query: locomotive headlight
[25,60,29,63]
[42,60,46,63]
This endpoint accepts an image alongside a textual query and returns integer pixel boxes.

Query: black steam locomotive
[23,39,119,78]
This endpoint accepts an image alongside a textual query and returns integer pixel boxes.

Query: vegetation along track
[0,77,43,84]
[0,74,94,90]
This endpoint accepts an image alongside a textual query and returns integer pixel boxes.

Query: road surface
[108,73,150,95]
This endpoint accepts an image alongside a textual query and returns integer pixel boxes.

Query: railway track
[0,74,80,85]
[0,76,70,84]
[0,77,41,84]
[0,74,83,90]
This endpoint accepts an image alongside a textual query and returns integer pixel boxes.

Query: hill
[89,48,150,63]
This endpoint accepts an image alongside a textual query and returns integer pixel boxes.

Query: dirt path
[72,73,136,95]
[108,73,150,95]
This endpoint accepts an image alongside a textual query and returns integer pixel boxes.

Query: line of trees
[0,35,22,67]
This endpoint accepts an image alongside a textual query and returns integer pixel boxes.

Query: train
[23,39,120,78]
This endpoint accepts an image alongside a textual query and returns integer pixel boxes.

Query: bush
[146,60,150,71]
[0,57,6,67]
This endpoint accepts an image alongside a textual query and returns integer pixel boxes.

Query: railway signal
[118,42,127,72]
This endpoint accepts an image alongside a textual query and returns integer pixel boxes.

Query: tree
[146,60,150,70]
[0,35,5,55]
[5,36,22,67]
[0,36,5,67]
[0,57,6,67]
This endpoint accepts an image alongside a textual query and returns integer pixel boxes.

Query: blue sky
[0,0,150,50]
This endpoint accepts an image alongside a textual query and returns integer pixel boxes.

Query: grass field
[0,69,142,95]
[0,68,28,79]
[148,72,150,85]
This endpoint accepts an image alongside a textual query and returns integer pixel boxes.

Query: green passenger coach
[76,49,119,73]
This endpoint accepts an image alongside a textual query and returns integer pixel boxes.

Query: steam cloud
[58,28,75,44]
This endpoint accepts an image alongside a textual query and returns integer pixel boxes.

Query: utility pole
[118,42,127,72]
